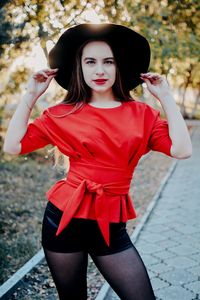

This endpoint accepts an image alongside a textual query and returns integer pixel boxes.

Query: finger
[45,74,57,83]
[41,68,59,72]
[33,71,48,79]
[141,73,160,78]
[45,69,59,74]
[40,70,57,77]
[47,74,57,79]
[35,70,55,80]
[143,78,151,86]
[33,69,58,77]
[142,72,160,76]
[140,77,150,83]
[140,72,161,78]
[141,77,159,85]
[141,76,162,83]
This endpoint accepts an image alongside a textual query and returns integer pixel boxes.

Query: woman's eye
[86,60,114,64]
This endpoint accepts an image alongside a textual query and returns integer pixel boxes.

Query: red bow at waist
[46,161,136,247]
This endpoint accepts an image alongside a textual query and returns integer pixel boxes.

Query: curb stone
[0,250,44,300]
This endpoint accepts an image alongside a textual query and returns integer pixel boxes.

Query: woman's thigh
[90,243,155,300]
[41,202,89,299]
[44,248,88,300]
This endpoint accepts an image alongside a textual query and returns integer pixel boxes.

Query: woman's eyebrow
[84,57,114,60]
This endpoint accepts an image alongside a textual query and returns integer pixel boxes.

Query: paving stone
[148,263,173,275]
[139,254,161,266]
[141,224,170,234]
[191,232,200,240]
[155,285,195,300]
[162,190,189,198]
[164,256,197,269]
[166,221,186,228]
[175,224,200,235]
[187,266,200,276]
[154,238,180,249]
[134,241,164,254]
[190,252,200,262]
[154,208,184,218]
[161,229,184,241]
[184,237,200,250]
[153,250,176,260]
[133,240,147,248]
[169,244,199,256]
[155,203,178,210]
[185,281,200,294]
[164,215,188,224]
[139,232,168,243]
[151,277,170,290]
[147,270,156,279]
[145,218,167,226]
[159,269,198,285]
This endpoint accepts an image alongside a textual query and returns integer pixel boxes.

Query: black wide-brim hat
[49,23,151,91]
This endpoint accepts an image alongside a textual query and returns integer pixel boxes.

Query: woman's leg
[90,245,155,300]
[44,248,88,300]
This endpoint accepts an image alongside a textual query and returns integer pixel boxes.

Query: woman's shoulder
[44,102,76,118]
[126,99,149,112]
[127,99,160,120]
[127,99,154,109]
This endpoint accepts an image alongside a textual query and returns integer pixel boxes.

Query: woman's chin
[90,85,113,93]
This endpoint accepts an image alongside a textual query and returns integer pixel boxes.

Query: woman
[3,23,192,300]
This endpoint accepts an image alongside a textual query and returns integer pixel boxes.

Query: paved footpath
[105,123,200,300]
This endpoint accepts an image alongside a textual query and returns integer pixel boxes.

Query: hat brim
[49,23,151,91]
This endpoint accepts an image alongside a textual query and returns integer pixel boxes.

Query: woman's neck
[89,90,118,104]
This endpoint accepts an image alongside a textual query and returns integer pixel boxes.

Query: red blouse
[19,100,173,246]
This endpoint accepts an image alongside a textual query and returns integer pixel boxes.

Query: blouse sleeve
[19,110,54,155]
[147,108,173,157]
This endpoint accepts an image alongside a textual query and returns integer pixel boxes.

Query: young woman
[3,23,192,300]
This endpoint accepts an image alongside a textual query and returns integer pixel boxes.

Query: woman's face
[81,41,116,94]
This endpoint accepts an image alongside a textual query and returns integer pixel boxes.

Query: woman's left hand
[140,72,172,101]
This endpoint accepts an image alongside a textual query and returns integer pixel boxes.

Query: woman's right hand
[26,68,59,102]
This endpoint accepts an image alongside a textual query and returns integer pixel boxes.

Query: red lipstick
[93,79,108,85]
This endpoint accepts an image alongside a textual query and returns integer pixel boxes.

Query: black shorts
[41,201,134,256]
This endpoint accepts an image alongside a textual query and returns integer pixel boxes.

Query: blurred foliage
[0,0,200,155]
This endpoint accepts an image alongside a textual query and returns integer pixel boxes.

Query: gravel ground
[6,151,174,300]
[0,154,62,284]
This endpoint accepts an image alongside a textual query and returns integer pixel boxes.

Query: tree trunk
[190,84,200,119]
[180,64,194,118]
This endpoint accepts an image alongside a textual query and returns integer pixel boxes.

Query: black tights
[44,245,156,300]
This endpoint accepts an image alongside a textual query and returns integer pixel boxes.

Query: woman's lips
[93,79,108,85]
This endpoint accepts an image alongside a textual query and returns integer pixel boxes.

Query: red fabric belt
[55,161,133,246]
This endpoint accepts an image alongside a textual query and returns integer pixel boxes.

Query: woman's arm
[157,93,192,158]
[140,72,192,159]
[3,68,58,155]
[3,92,38,154]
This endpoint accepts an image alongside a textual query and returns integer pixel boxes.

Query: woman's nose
[95,63,105,75]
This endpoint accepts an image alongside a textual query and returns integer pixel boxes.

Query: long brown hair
[51,39,137,170]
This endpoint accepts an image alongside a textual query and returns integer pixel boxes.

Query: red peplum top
[19,100,173,246]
